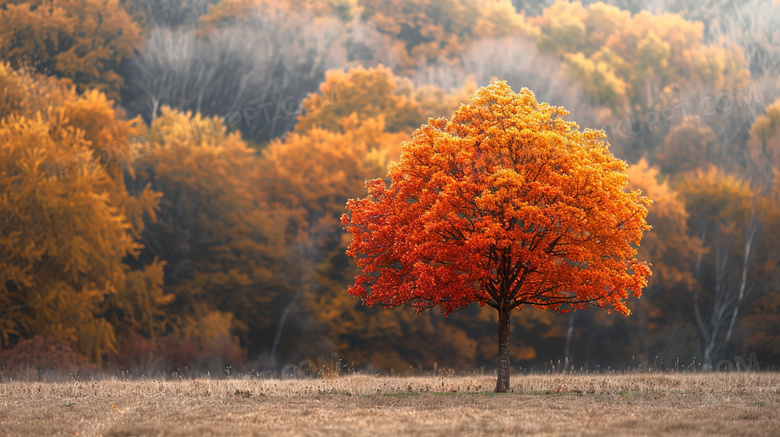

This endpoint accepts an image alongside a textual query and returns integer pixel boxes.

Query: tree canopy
[343,82,651,390]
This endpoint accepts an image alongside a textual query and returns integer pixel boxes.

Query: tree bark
[495,306,511,393]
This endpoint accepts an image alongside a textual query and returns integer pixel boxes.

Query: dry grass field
[0,373,778,436]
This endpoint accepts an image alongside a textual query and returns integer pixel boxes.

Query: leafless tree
[692,203,761,364]
[136,0,214,28]
[707,1,780,80]
[412,35,608,129]
[510,0,555,16]
[345,15,400,70]
[126,8,349,143]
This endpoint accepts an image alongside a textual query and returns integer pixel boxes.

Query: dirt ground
[0,372,778,436]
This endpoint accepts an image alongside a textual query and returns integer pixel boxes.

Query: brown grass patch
[0,373,778,436]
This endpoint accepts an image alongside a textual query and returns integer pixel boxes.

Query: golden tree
[621,159,697,361]
[744,174,780,362]
[261,68,482,367]
[359,0,530,72]
[294,65,474,137]
[343,82,651,391]
[294,66,422,135]
[128,107,291,355]
[0,64,168,365]
[748,99,780,185]
[258,115,409,362]
[198,0,358,32]
[0,0,143,99]
[656,123,720,176]
[0,115,130,362]
[678,168,761,363]
[529,1,749,114]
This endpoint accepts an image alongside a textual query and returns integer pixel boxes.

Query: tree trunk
[564,312,575,362]
[495,306,511,393]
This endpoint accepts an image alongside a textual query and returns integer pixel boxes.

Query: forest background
[1,0,780,377]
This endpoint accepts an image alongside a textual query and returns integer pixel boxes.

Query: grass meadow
[0,372,778,436]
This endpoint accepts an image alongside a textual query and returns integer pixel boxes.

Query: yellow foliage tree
[529,1,749,114]
[359,0,531,72]
[129,107,292,353]
[656,122,720,176]
[628,160,696,289]
[748,99,780,184]
[605,159,698,361]
[744,174,780,362]
[0,115,129,362]
[261,113,487,369]
[0,64,169,365]
[295,65,475,136]
[258,115,401,357]
[0,69,170,365]
[679,167,762,363]
[0,0,143,99]
[198,0,357,32]
[294,66,423,135]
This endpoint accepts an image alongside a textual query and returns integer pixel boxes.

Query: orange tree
[0,0,143,99]
[342,82,651,392]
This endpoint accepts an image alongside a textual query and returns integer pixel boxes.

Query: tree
[342,82,651,391]
[125,4,348,144]
[678,168,761,363]
[0,64,168,365]
[0,0,144,99]
[619,159,697,363]
[258,115,409,365]
[358,0,531,73]
[0,114,131,362]
[748,98,780,185]
[656,122,719,176]
[128,107,291,358]
[529,1,749,117]
[294,65,474,138]
[743,174,780,363]
[293,66,425,135]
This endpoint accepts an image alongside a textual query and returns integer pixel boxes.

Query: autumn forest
[1,0,780,378]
